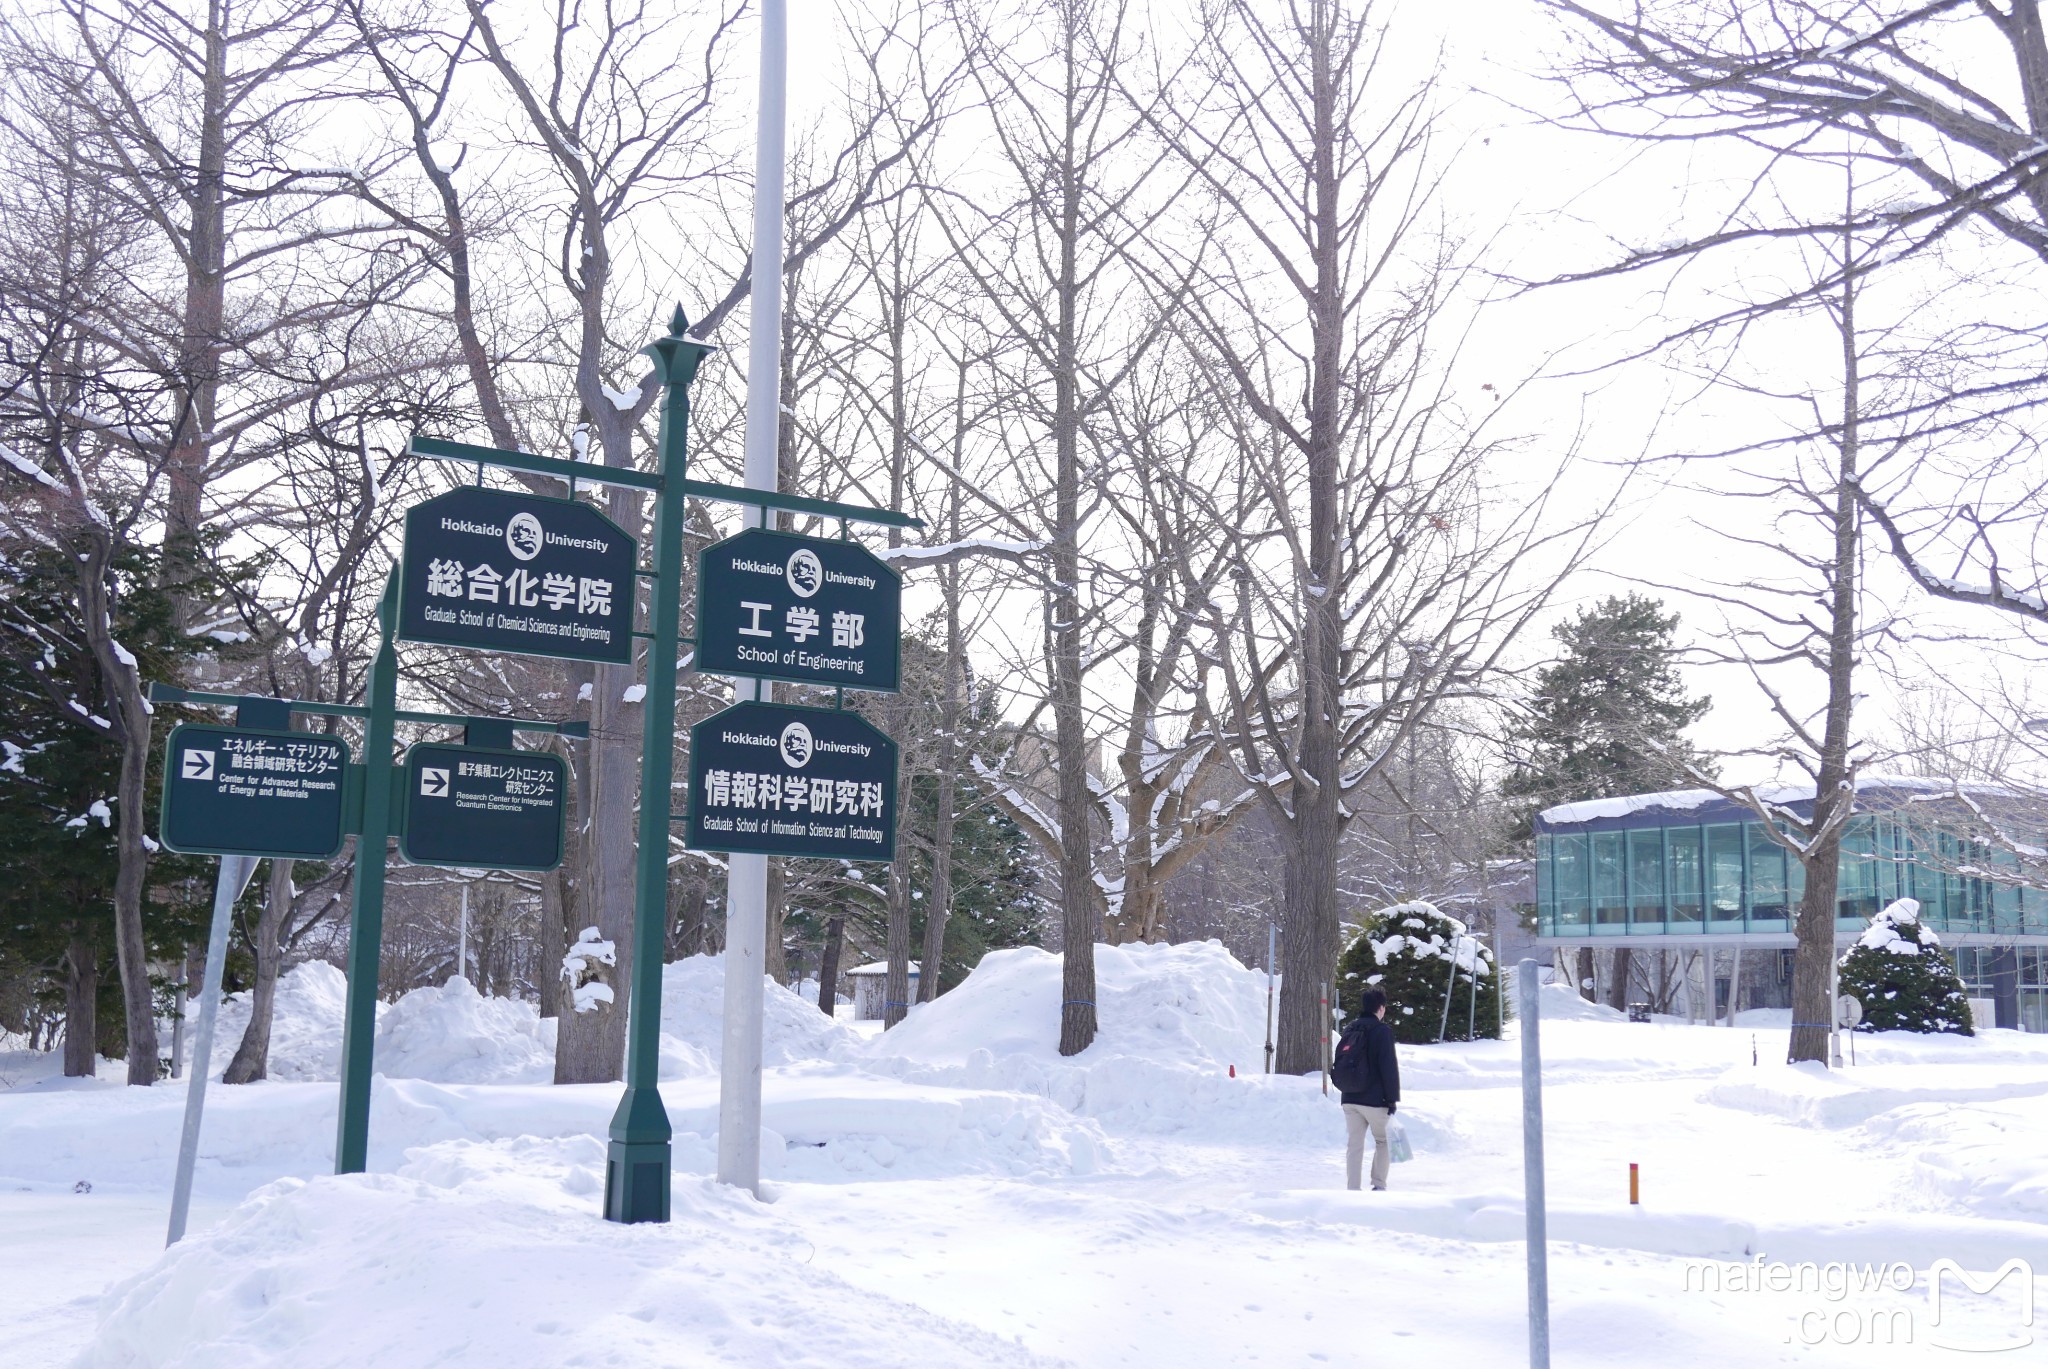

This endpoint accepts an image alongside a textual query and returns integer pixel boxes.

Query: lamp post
[605,306,714,1225]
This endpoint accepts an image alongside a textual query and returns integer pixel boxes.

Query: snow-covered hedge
[1336,901,1501,1044]
[1839,898,1973,1036]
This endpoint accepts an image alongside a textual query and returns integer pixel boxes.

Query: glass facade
[1534,814,2048,941]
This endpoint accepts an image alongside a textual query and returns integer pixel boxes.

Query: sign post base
[604,1079,673,1224]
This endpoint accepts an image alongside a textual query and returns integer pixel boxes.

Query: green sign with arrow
[400,742,567,871]
[159,724,350,860]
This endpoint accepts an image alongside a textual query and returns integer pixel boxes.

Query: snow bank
[659,953,862,1067]
[78,1137,1062,1369]
[209,967,554,1086]
[372,977,556,1084]
[856,942,1349,1141]
[1704,1060,2048,1128]
[209,961,351,1081]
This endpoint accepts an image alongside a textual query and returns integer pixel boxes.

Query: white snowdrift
[78,1137,1062,1369]
[208,965,555,1085]
[658,953,860,1068]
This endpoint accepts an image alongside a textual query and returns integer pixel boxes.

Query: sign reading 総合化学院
[398,487,636,665]
[696,528,900,693]
[685,702,897,862]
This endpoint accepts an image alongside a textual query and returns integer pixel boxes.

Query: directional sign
[400,743,567,871]
[399,486,636,665]
[160,725,350,859]
[685,702,897,862]
[696,529,901,692]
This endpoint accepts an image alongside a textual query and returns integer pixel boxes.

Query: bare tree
[1149,0,1591,1073]
[1539,0,2048,627]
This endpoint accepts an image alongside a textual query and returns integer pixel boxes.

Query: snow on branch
[876,538,1047,570]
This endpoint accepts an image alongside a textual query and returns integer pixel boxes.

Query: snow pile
[1857,897,1929,955]
[372,977,556,1085]
[858,941,1338,1138]
[659,954,860,1067]
[77,1137,1061,1369]
[209,961,351,1081]
[210,966,556,1086]
[1500,969,1625,1023]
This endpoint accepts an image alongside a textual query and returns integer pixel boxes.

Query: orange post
[1629,1162,1640,1205]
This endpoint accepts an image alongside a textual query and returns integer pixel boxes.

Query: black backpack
[1331,1016,1376,1094]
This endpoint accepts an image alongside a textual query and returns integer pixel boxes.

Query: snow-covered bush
[1336,901,1500,1044]
[1839,898,1973,1036]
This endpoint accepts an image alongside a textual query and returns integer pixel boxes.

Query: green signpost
[153,306,921,1231]
[160,724,349,860]
[398,486,636,665]
[684,702,897,862]
[400,741,566,872]
[695,528,901,691]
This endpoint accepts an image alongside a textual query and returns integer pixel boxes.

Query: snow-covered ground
[3,943,2043,1366]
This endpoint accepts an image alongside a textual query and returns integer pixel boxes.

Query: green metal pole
[606,306,713,1224]
[335,573,399,1175]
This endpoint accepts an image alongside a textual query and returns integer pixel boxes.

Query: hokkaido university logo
[1928,1258,2035,1354]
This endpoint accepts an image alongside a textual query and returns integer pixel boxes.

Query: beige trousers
[1344,1103,1391,1191]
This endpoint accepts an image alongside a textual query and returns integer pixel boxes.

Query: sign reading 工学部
[685,702,897,862]
[398,487,636,665]
[696,528,900,692]
[160,724,350,860]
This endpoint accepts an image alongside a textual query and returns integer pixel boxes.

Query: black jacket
[1338,1016,1400,1110]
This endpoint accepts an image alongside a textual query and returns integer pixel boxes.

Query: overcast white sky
[763,0,2048,787]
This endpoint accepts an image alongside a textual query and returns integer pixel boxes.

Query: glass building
[1533,783,2048,1031]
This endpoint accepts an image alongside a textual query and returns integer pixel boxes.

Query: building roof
[1533,775,2011,834]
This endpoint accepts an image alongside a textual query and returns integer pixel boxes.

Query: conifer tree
[1505,594,1712,829]
[1839,899,1973,1036]
[1337,902,1501,1044]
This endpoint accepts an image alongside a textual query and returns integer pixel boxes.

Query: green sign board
[399,743,567,871]
[398,486,637,665]
[685,702,897,862]
[160,724,350,859]
[696,528,901,692]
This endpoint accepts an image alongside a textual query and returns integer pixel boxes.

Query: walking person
[1331,987,1401,1191]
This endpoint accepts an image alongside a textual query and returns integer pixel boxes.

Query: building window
[1746,822,1789,928]
[1706,823,1743,929]
[1553,832,1589,932]
[1628,828,1665,929]
[1668,826,1703,926]
[1592,831,1626,931]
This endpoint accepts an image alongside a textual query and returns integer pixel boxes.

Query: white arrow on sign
[420,767,450,798]
[182,750,215,781]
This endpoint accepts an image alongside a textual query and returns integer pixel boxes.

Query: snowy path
[2,950,2043,1366]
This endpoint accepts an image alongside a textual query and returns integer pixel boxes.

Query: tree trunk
[1271,5,1348,1076]
[224,859,292,1083]
[555,655,636,1082]
[61,934,97,1078]
[538,863,567,1019]
[817,915,845,1015]
[1605,947,1633,1011]
[919,586,964,1001]
[883,864,913,1028]
[1576,947,1597,1002]
[764,859,787,985]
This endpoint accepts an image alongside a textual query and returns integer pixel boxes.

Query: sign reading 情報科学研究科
[685,702,897,862]
[160,724,350,860]
[398,487,636,665]
[696,528,900,692]
[400,742,566,872]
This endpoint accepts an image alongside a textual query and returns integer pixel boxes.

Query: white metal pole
[1519,958,1552,1369]
[718,0,786,1199]
[166,854,258,1246]
[458,883,469,983]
